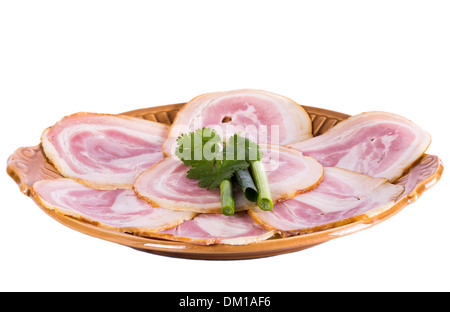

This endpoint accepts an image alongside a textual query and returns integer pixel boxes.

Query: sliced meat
[33,179,196,235]
[134,144,324,213]
[248,167,405,236]
[163,89,312,155]
[287,111,431,182]
[154,212,275,245]
[41,113,169,190]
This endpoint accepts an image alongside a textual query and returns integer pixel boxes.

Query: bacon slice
[248,167,405,236]
[154,212,275,245]
[163,89,313,155]
[41,113,169,190]
[288,111,431,182]
[33,179,196,235]
[134,144,324,213]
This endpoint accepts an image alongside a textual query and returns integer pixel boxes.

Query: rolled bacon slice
[288,111,431,182]
[33,179,196,235]
[163,89,313,155]
[134,144,324,213]
[154,212,275,245]
[41,113,169,190]
[248,167,405,236]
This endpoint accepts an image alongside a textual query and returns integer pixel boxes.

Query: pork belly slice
[288,111,431,182]
[41,113,169,190]
[154,212,276,245]
[134,144,324,213]
[248,167,405,236]
[33,179,196,235]
[163,89,312,156]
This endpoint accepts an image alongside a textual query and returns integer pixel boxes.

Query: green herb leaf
[224,134,263,161]
[175,128,261,190]
[175,128,222,166]
[188,159,249,189]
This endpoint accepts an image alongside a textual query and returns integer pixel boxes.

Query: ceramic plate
[7,104,444,259]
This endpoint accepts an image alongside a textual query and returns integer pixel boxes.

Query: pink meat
[41,113,169,190]
[288,111,431,182]
[163,89,313,155]
[134,144,324,213]
[248,167,405,235]
[33,179,195,234]
[155,212,275,245]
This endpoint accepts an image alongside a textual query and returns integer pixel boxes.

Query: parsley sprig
[175,128,273,215]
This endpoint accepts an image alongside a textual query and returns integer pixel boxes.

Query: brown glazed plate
[6,104,444,260]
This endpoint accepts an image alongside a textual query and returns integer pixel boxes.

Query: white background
[1,1,449,292]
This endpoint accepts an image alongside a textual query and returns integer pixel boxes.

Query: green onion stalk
[234,169,258,202]
[220,179,235,216]
[249,160,273,211]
